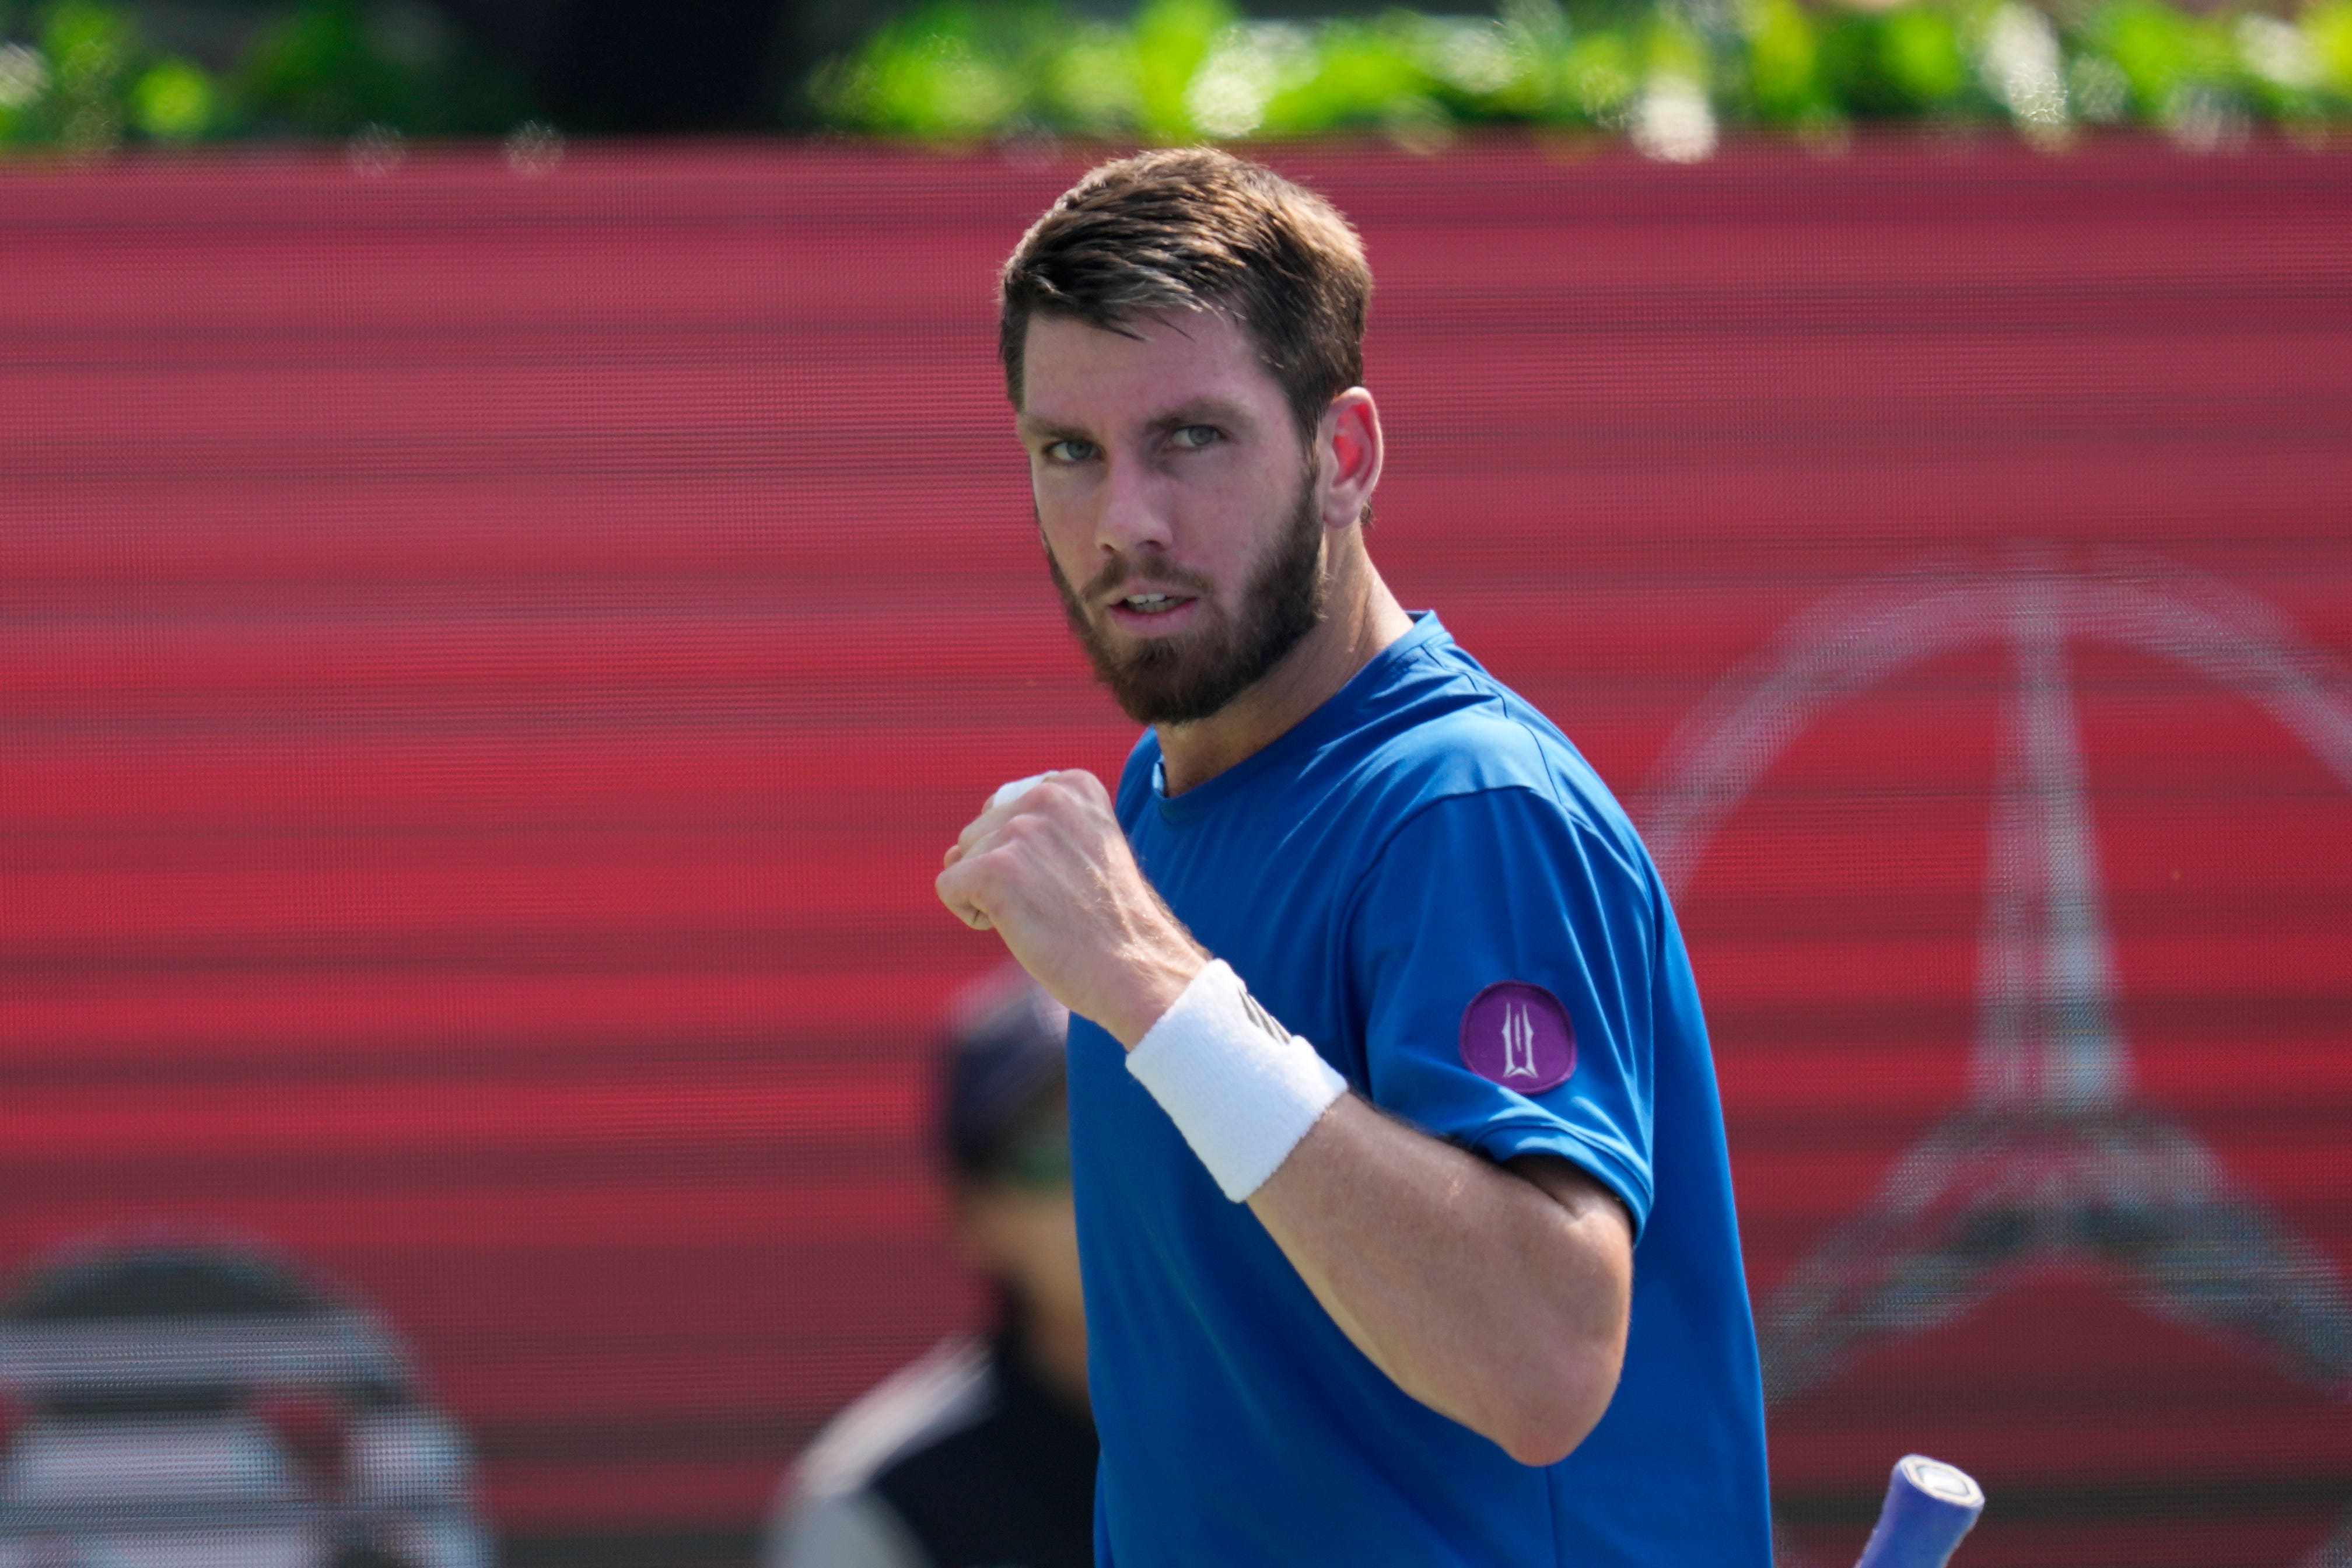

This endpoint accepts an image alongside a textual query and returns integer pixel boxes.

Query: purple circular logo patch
[1459,981,1576,1093]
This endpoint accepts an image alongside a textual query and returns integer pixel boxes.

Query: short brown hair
[998,149,1373,447]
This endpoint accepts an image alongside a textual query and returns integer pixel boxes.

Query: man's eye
[1045,439,1097,463]
[1172,426,1222,450]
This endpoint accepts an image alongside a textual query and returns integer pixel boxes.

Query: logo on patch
[1460,981,1574,1092]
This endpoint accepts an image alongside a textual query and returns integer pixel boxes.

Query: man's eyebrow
[1017,413,1094,443]
[1019,398,1257,444]
[1145,397,1256,433]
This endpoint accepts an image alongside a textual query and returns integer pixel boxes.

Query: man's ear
[1318,388,1384,531]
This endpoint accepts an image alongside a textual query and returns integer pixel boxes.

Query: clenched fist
[936,769,1206,1049]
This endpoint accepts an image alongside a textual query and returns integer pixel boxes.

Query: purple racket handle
[1853,1455,1986,1568]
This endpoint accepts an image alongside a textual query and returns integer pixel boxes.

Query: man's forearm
[1248,1095,1633,1467]
[1097,940,1632,1465]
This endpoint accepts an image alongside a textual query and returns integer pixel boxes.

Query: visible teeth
[1125,594,1178,611]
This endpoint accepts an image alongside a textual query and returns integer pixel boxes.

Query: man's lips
[1102,588,1198,612]
[1104,591,1202,635]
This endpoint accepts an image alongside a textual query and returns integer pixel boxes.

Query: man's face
[1018,309,1326,726]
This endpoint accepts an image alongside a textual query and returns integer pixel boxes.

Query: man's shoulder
[781,1336,997,1507]
[1317,648,1663,927]
[765,1489,933,1568]
[1352,648,1615,831]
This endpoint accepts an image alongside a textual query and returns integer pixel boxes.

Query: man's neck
[1156,537,1413,797]
[1019,1300,1093,1415]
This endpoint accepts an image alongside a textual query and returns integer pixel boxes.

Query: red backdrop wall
[4,139,2349,1566]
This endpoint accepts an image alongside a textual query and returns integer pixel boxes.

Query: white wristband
[1125,961,1348,1202]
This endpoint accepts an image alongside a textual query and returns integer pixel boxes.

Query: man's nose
[1094,454,1174,559]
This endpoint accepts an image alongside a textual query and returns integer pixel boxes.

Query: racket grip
[1852,1455,1985,1568]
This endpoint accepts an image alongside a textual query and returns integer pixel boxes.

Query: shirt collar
[1150,610,1449,825]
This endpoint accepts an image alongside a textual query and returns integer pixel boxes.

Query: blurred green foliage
[1,0,2344,153]
[810,0,2352,150]
[0,0,529,151]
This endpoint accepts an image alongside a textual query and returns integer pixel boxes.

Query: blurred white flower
[1572,54,1637,120]
[1422,19,1520,97]
[1186,23,1312,139]
[348,123,405,177]
[2067,55,2129,123]
[61,102,120,155]
[503,120,564,175]
[1980,4,2068,145]
[2237,14,2323,90]
[2166,85,2249,151]
[1631,74,1716,162]
[1500,0,1570,49]
[0,43,49,111]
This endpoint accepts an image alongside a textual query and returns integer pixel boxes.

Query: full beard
[1046,475,1327,727]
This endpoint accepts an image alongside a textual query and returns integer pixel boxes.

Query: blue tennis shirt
[1067,612,1772,1567]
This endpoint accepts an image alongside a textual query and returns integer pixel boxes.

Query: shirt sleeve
[1344,785,1658,1237]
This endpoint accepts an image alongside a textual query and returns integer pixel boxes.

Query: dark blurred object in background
[0,0,944,140]
[0,1242,491,1568]
[541,0,783,129]
[434,0,785,130]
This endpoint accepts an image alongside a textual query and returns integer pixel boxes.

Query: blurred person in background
[765,970,1094,1568]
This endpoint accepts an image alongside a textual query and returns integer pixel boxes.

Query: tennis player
[936,149,1772,1566]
